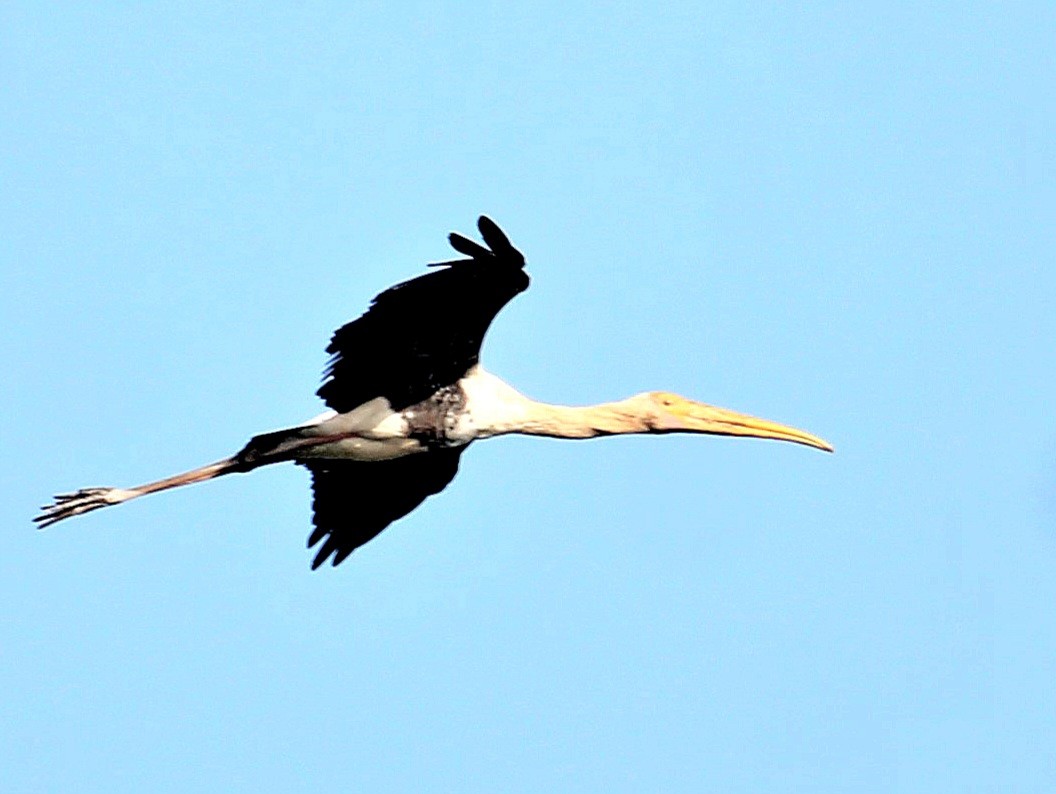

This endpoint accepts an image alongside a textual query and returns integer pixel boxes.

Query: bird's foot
[34,487,135,529]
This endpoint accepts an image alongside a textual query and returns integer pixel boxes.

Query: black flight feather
[477,215,523,265]
[317,216,529,414]
[304,449,464,568]
[447,232,493,260]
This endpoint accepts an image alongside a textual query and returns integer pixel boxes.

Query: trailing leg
[34,457,241,529]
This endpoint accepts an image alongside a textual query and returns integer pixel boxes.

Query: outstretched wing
[318,216,530,413]
[303,448,464,569]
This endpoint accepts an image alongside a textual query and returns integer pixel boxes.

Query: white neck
[458,366,650,439]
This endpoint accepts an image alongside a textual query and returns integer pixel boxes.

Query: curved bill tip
[658,397,834,452]
[729,415,834,452]
[737,417,835,453]
[801,433,835,453]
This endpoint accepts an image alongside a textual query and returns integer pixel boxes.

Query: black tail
[235,427,314,471]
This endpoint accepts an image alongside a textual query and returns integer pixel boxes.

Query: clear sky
[2,3,1054,791]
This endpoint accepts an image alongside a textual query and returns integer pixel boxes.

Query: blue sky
[2,3,1054,790]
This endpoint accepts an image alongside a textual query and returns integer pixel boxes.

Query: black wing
[304,448,464,569]
[318,216,530,413]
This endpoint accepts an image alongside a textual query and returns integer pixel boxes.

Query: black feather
[448,232,492,260]
[304,449,463,569]
[477,215,522,264]
[317,217,529,413]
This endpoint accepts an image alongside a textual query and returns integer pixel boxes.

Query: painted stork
[35,217,833,569]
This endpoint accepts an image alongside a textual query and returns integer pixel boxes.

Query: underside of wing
[318,216,529,413]
[303,448,464,569]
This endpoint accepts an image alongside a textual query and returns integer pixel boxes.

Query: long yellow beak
[656,395,834,452]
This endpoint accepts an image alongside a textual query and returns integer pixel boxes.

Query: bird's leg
[35,401,401,530]
[34,457,240,529]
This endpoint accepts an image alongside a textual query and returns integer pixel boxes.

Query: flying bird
[35,217,833,568]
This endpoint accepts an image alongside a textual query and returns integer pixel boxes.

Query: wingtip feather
[311,537,336,570]
[477,216,511,251]
[448,232,492,260]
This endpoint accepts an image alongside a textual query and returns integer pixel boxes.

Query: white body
[291,366,534,462]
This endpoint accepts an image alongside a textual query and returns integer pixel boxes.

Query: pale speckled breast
[402,384,471,448]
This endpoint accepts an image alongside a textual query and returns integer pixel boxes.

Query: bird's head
[634,391,834,452]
